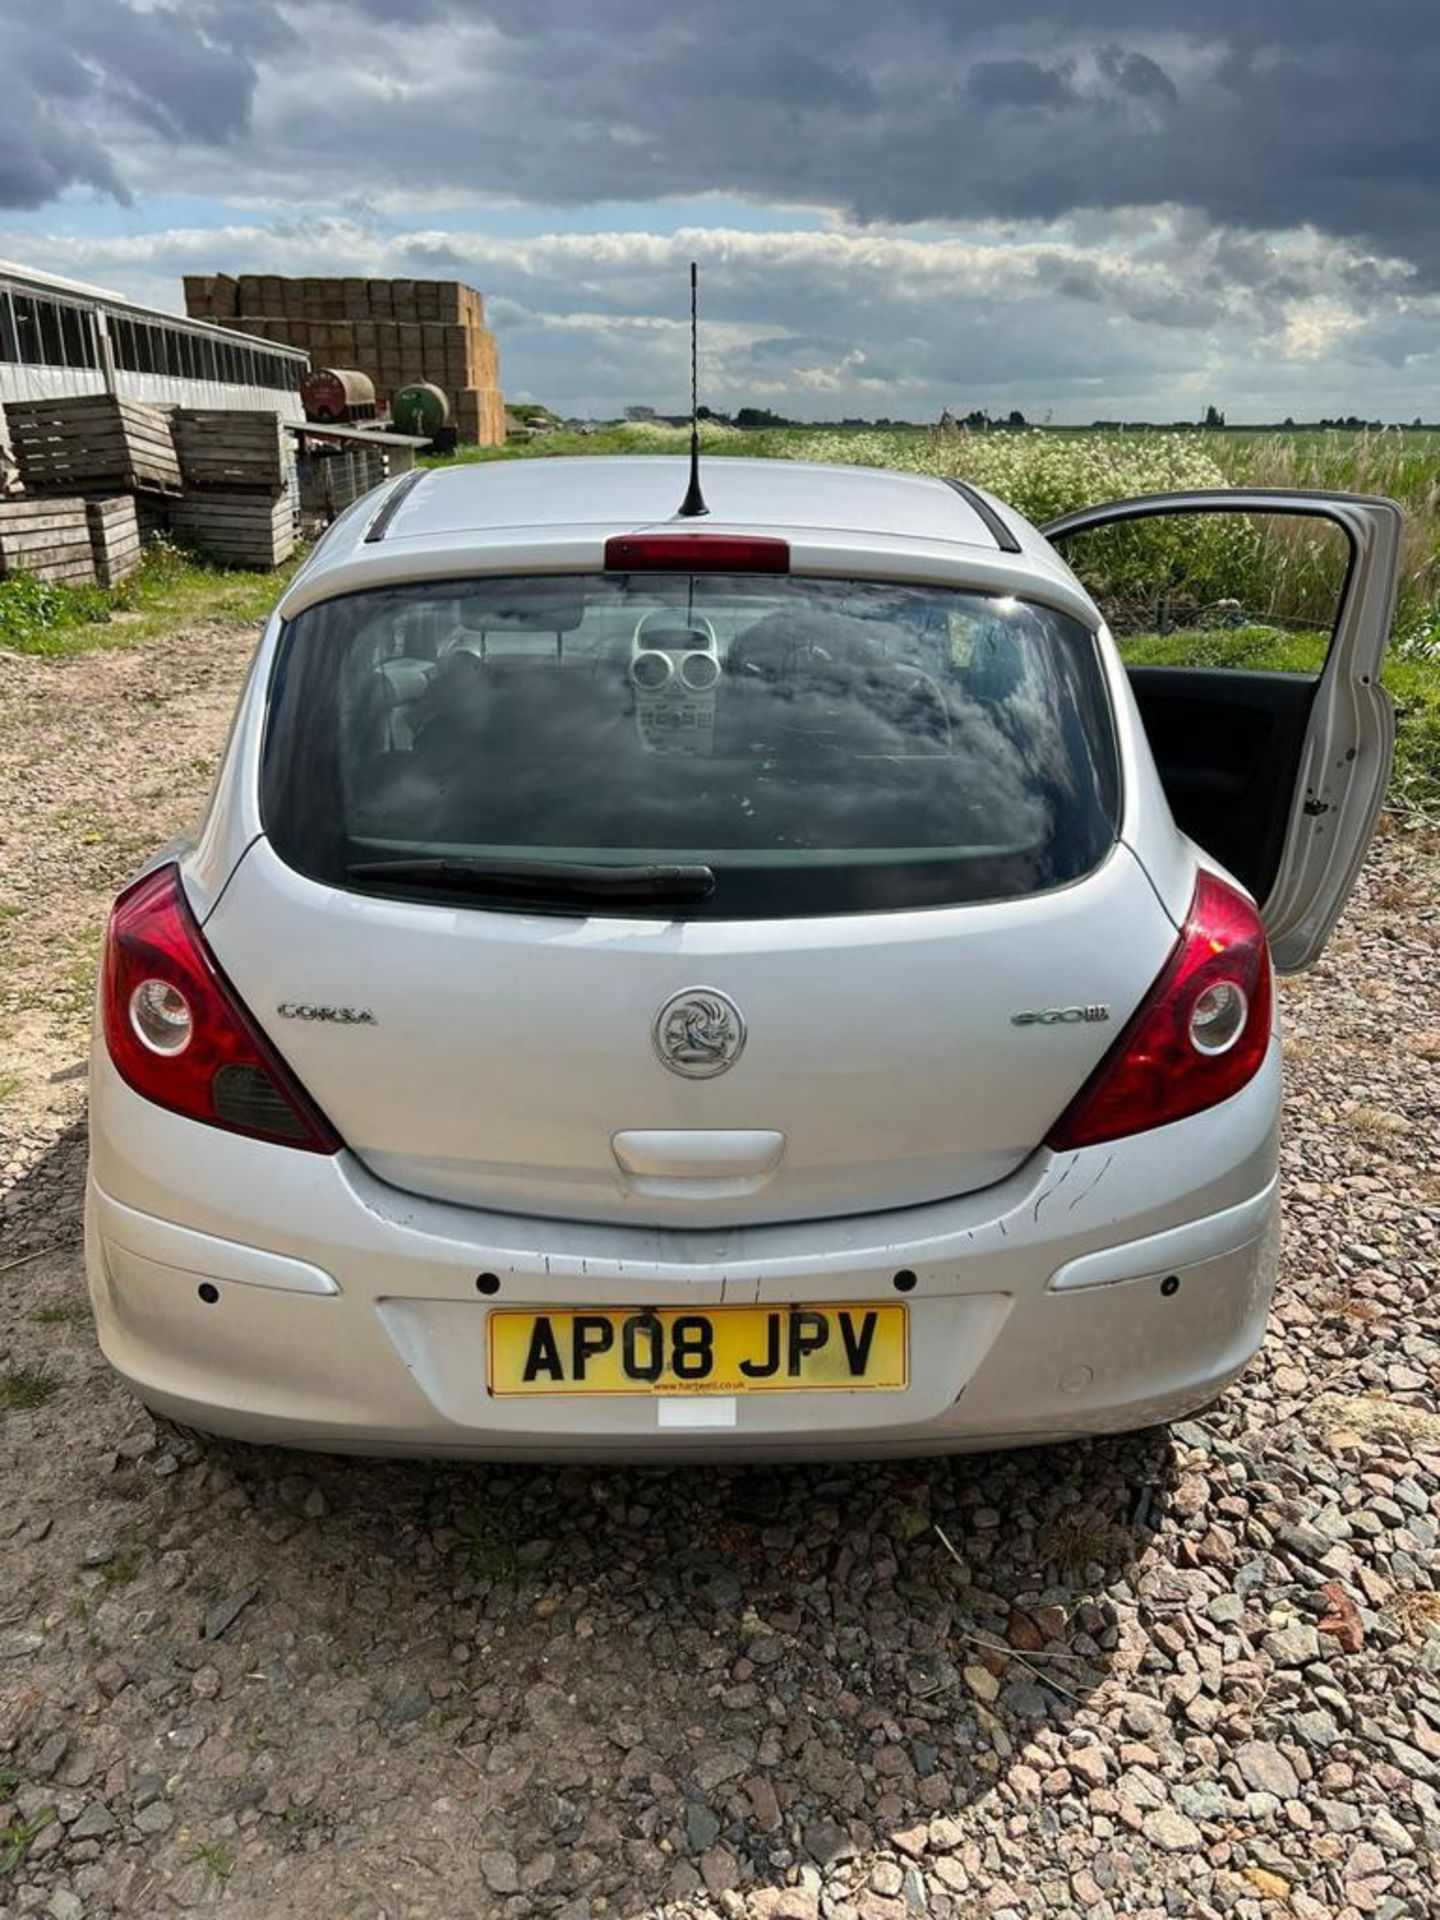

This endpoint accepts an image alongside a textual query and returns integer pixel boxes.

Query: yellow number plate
[488,1303,907,1397]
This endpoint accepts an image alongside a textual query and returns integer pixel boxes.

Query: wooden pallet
[5,396,182,496]
[0,497,97,585]
[168,490,295,570]
[172,409,289,491]
[86,496,143,587]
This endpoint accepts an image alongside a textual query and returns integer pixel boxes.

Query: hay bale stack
[0,497,97,586]
[185,275,504,444]
[453,387,507,445]
[4,396,181,497]
[86,496,143,588]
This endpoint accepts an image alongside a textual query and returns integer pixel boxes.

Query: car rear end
[84,460,1282,1458]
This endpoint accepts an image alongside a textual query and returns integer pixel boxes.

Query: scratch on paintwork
[1067,1154,1115,1213]
[997,1220,1007,1238]
[1032,1158,1077,1225]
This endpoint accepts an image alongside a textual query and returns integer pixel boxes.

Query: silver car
[85,458,1401,1457]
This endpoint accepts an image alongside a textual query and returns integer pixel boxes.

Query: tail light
[605,534,790,572]
[1047,871,1273,1150]
[101,865,339,1153]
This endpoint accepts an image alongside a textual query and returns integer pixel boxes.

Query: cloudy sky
[3,0,1439,421]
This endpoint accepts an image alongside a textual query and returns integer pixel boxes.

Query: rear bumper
[85,1045,1282,1461]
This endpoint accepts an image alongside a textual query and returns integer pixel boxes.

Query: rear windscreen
[261,574,1119,917]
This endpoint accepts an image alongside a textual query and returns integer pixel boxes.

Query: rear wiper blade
[345,856,717,903]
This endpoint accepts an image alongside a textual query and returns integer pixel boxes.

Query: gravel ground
[1,622,1438,1920]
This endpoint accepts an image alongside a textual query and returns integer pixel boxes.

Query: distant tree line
[619,401,1433,432]
[695,405,1031,430]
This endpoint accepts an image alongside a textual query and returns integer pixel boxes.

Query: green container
[391,382,451,438]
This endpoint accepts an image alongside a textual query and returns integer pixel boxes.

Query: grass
[1116,625,1440,814]
[450,1500,523,1581]
[0,534,301,658]
[1036,1513,1136,1586]
[1388,1589,1440,1644]
[183,1840,236,1884]
[0,1808,56,1877]
[1219,429,1440,662]
[1304,1390,1440,1449]
[98,1543,144,1589]
[1343,1103,1412,1149]
[28,1301,90,1326]
[0,1367,61,1412]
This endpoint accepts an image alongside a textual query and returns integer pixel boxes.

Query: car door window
[1055,509,1351,671]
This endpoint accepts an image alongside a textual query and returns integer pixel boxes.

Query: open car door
[1044,489,1402,971]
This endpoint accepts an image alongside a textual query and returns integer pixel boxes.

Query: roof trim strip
[363,469,429,544]
[942,478,1021,554]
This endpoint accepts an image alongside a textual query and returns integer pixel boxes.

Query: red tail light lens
[101,865,339,1153]
[1047,872,1273,1151]
[605,534,790,573]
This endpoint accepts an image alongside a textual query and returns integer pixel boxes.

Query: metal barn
[0,259,308,420]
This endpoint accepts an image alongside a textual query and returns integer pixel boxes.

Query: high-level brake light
[604,534,790,573]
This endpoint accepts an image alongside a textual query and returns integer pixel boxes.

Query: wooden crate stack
[172,409,288,491]
[4,395,182,497]
[0,497,96,586]
[168,409,294,569]
[168,493,293,570]
[184,275,504,445]
[86,496,142,587]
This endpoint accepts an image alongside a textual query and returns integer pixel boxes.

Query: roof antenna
[676,260,709,518]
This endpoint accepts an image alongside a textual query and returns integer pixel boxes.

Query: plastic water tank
[300,367,376,422]
[391,383,452,439]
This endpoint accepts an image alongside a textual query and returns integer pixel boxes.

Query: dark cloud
[0,113,125,211]
[969,60,1078,111]
[4,0,1440,304]
[0,0,293,202]
[235,3,1440,284]
[1095,46,1178,107]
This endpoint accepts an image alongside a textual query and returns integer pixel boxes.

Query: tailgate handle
[612,1130,785,1180]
